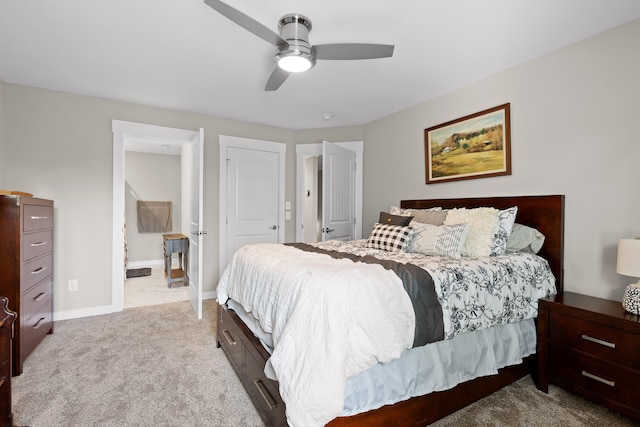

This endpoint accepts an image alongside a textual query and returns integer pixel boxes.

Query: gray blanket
[286,243,444,347]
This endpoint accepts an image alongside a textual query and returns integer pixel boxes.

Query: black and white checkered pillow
[366,223,414,252]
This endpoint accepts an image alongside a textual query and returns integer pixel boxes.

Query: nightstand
[536,292,640,422]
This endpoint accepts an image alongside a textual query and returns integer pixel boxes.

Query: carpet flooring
[11,300,638,426]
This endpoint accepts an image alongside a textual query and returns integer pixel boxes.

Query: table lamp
[616,238,640,315]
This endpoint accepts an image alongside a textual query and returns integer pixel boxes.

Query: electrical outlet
[68,279,78,292]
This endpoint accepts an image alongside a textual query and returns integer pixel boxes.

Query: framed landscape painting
[424,103,511,184]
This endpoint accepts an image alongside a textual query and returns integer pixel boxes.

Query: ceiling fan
[204,0,395,91]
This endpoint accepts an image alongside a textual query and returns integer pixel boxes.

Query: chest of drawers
[0,195,54,376]
[537,292,640,422]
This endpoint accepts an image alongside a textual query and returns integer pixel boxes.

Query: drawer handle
[222,330,237,346]
[31,267,47,275]
[582,370,615,387]
[30,241,48,247]
[0,377,5,388]
[33,317,46,329]
[30,216,49,220]
[254,379,278,409]
[581,334,616,349]
[33,292,47,302]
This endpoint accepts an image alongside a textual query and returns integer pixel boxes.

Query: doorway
[123,150,188,309]
[295,141,363,243]
[112,121,204,316]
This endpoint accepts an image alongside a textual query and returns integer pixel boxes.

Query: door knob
[269,225,278,230]
[324,228,335,233]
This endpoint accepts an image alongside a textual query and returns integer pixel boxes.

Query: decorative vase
[622,283,640,315]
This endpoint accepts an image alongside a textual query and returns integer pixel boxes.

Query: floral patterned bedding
[312,239,557,339]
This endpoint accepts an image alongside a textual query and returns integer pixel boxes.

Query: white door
[224,146,281,268]
[321,141,356,241]
[188,128,204,319]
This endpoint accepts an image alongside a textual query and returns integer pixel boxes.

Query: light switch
[285,201,291,210]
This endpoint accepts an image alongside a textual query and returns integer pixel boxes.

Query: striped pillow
[366,223,414,252]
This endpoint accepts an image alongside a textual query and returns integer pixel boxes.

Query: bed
[216,195,565,427]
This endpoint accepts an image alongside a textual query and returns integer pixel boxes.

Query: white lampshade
[616,238,640,278]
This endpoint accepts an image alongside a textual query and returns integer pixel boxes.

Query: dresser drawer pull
[33,292,47,302]
[222,330,237,346]
[30,241,48,247]
[31,267,47,275]
[581,334,615,348]
[33,317,47,329]
[0,377,5,388]
[582,370,615,387]
[254,379,278,409]
[30,215,49,220]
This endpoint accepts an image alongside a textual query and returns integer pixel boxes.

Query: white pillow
[444,207,500,257]
[407,222,471,258]
[491,207,518,256]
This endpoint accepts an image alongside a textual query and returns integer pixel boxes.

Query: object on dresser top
[616,238,640,314]
[536,292,640,423]
[0,190,33,197]
[0,195,54,376]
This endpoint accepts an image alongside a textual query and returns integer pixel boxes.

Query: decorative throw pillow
[378,211,413,226]
[490,207,518,256]
[444,207,500,257]
[389,206,447,225]
[506,223,545,254]
[407,222,471,258]
[366,223,414,252]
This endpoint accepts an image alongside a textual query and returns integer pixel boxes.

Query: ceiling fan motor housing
[275,14,316,71]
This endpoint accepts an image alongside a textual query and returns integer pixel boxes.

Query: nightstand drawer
[551,345,640,408]
[550,311,640,370]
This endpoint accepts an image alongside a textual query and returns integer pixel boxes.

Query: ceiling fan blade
[204,0,287,47]
[265,67,290,91]
[313,43,394,60]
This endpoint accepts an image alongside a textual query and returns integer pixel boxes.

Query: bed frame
[217,195,565,426]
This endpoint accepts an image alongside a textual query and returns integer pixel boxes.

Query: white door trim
[219,135,286,277]
[295,141,363,242]
[112,120,199,313]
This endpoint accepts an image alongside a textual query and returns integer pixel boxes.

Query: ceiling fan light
[277,54,312,73]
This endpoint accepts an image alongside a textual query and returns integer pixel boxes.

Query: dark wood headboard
[401,195,565,292]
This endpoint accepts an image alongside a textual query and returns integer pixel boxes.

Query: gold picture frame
[424,103,511,184]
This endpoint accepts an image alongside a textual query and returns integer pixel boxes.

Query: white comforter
[217,243,415,427]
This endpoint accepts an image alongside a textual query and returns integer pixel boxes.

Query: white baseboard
[55,292,218,321]
[127,259,164,268]
[54,304,116,321]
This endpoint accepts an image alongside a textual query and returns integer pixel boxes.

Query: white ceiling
[2,0,640,130]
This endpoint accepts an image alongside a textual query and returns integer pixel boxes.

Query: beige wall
[0,79,5,187]
[362,19,640,301]
[3,18,639,316]
[125,151,182,263]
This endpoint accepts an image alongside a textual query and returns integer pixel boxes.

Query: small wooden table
[162,234,189,288]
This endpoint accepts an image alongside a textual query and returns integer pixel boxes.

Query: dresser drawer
[550,311,640,370]
[23,204,53,232]
[21,253,52,291]
[550,345,640,408]
[21,301,53,357]
[23,229,53,262]
[23,278,52,322]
